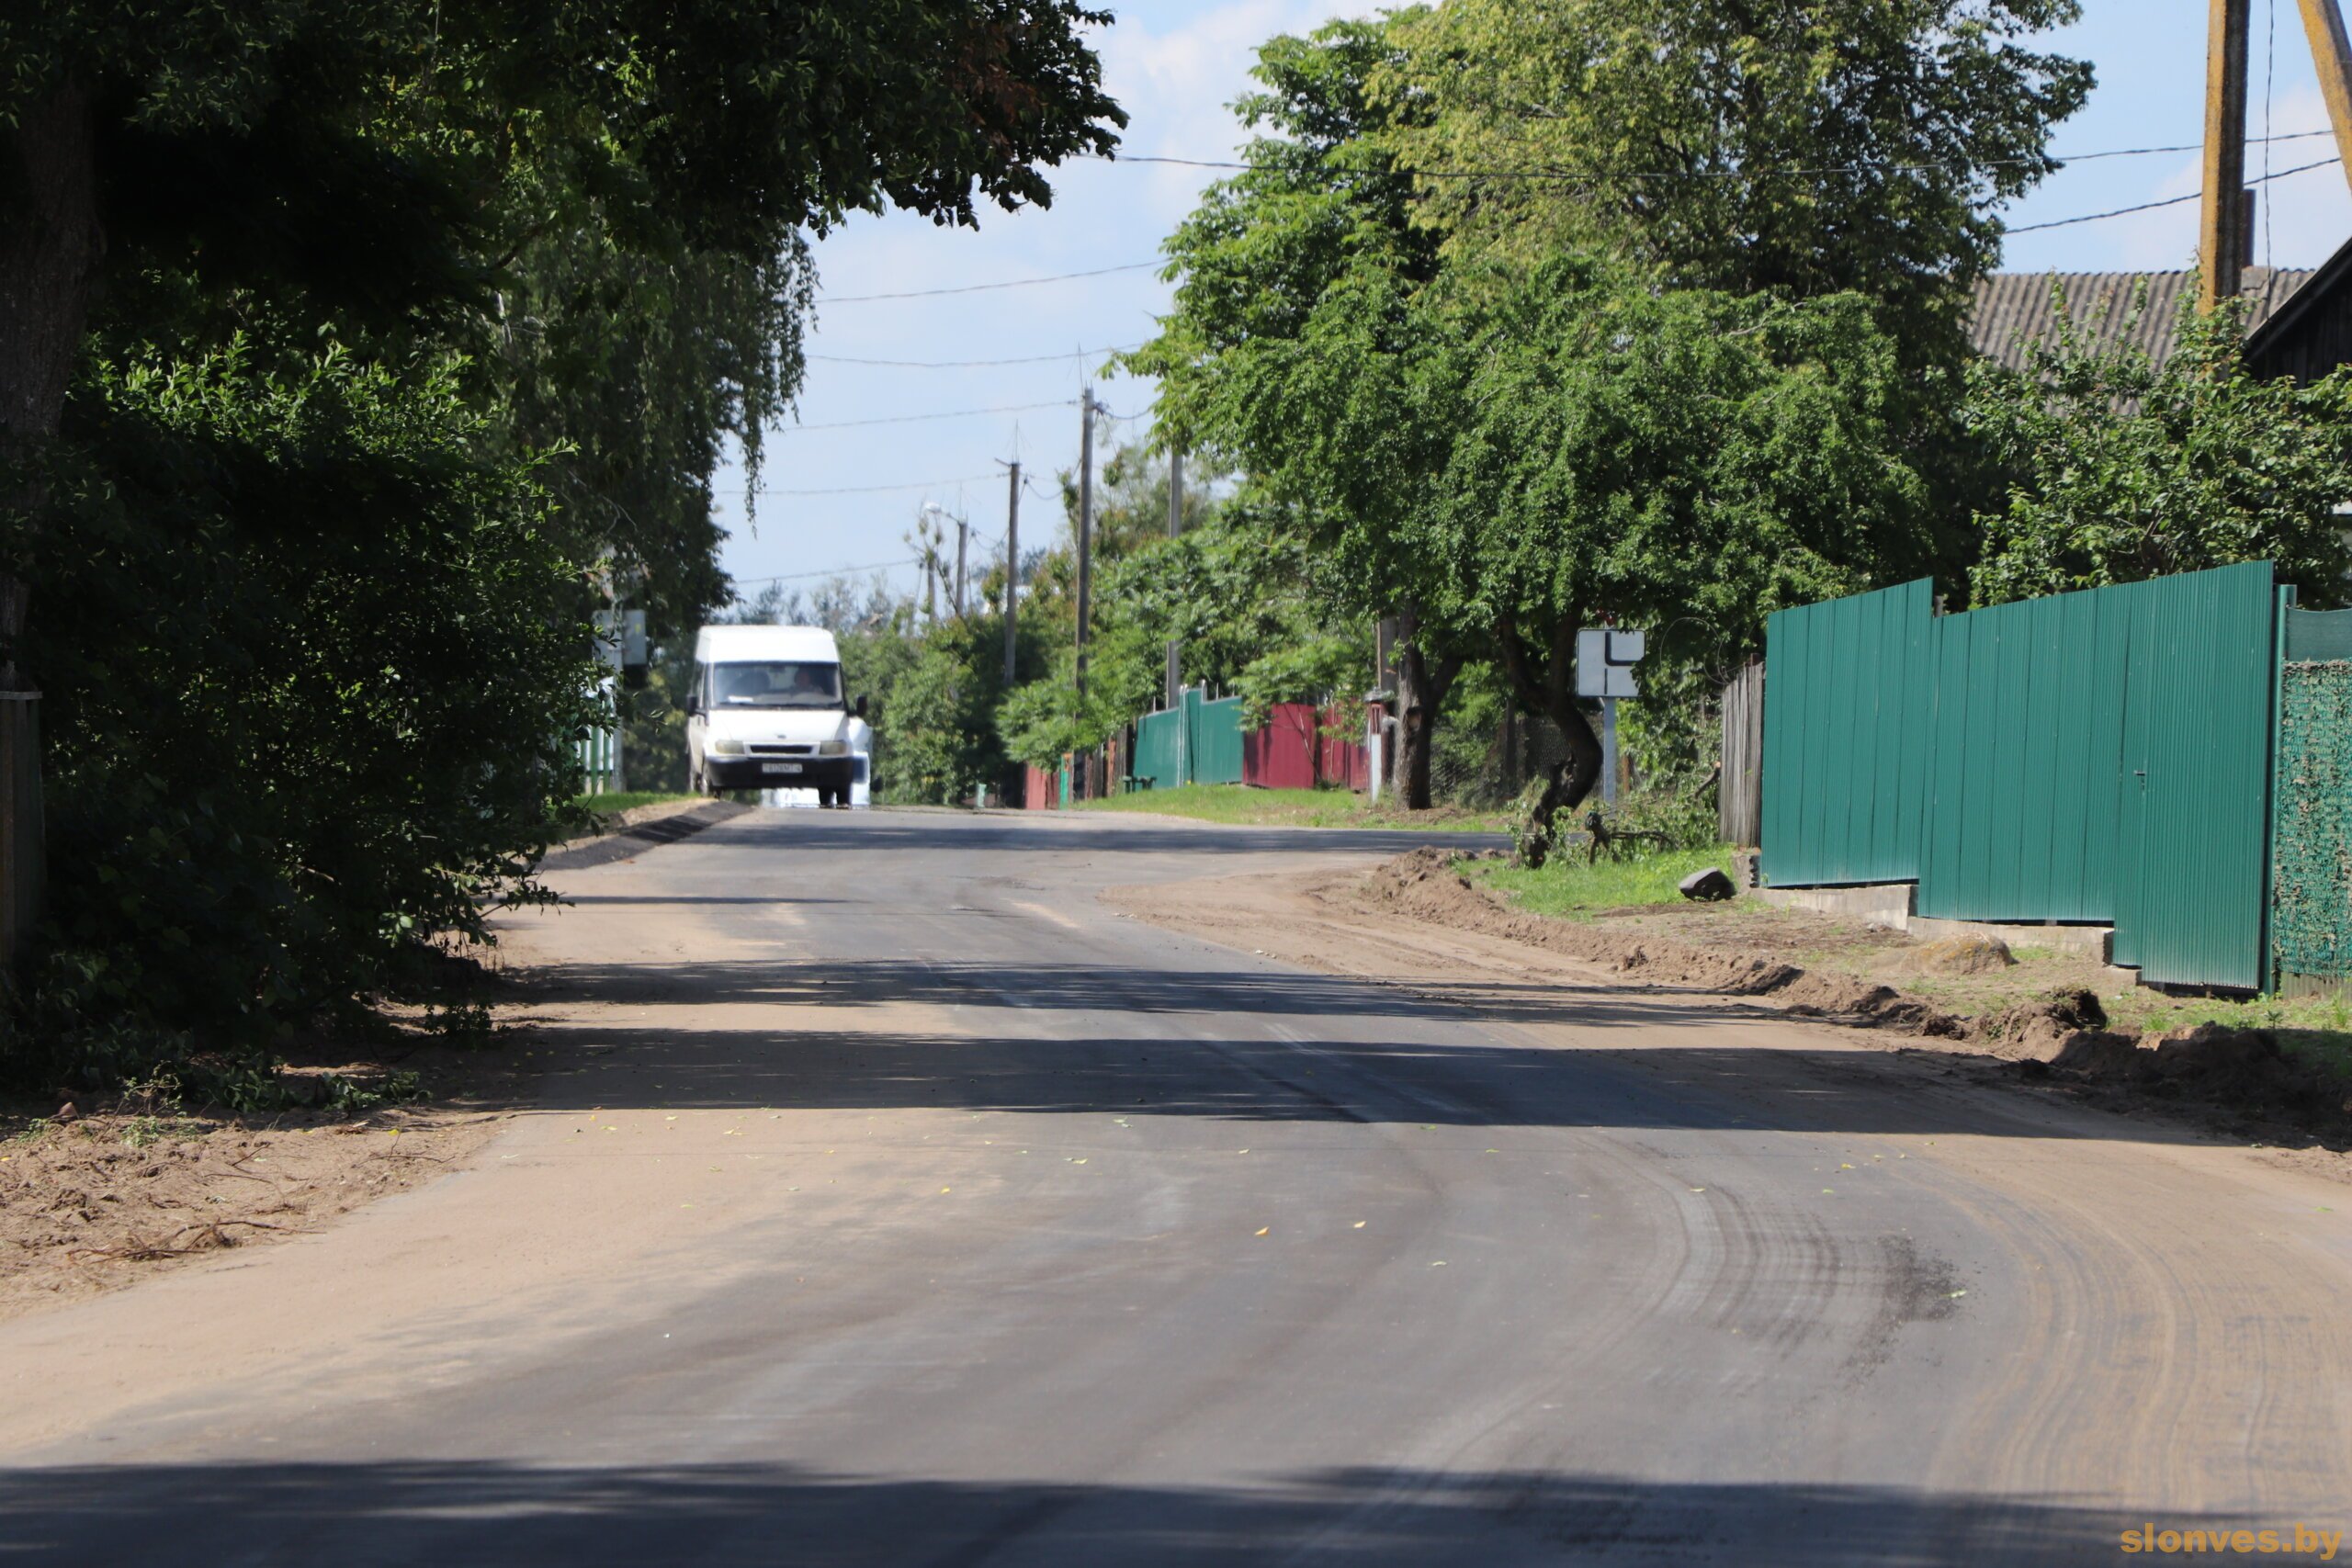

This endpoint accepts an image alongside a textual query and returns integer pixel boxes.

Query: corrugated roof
[1968,267,2313,371]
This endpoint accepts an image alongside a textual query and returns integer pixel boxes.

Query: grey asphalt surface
[7,807,2352,1565]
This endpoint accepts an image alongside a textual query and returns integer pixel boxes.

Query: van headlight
[709,737,747,756]
[819,739,849,757]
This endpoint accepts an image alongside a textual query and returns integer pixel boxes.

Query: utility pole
[955,513,968,619]
[2297,0,2352,194]
[1165,447,1183,709]
[2201,0,2253,310]
[999,459,1020,685]
[1076,389,1097,703]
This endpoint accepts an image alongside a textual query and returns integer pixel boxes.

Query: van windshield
[712,660,842,709]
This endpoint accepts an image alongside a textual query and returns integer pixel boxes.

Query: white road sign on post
[1575,628,1645,803]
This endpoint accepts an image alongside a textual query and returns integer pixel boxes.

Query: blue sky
[710,0,2352,603]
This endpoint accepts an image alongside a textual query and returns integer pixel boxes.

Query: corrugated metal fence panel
[1133,707,1184,789]
[1760,580,1933,886]
[1770,563,2276,987]
[1317,704,1371,792]
[1243,703,1319,789]
[1189,694,1246,785]
[2124,561,2277,987]
[1917,586,2132,924]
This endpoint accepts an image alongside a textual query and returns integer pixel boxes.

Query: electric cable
[729,558,922,586]
[779,399,1071,432]
[820,262,1156,303]
[809,344,1145,368]
[752,473,1000,497]
[2007,153,2339,233]
[1084,129,2342,182]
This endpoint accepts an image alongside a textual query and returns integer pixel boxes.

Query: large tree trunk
[1494,610,1605,863]
[0,84,101,688]
[1390,610,1459,811]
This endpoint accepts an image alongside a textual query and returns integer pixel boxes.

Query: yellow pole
[2296,0,2352,195]
[2202,0,2251,310]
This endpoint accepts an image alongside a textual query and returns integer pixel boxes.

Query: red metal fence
[1241,703,1369,792]
[1017,706,1370,808]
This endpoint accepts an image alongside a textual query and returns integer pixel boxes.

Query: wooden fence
[1718,662,1763,848]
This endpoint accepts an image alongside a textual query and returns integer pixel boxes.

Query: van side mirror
[854,694,869,720]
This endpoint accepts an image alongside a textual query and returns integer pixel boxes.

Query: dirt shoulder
[0,807,752,1325]
[1105,848,2352,1166]
[0,1004,535,1324]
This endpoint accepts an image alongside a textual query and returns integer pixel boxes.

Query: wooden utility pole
[1165,448,1183,709]
[1000,459,1020,685]
[2201,0,2253,310]
[2297,0,2352,193]
[1076,390,1097,702]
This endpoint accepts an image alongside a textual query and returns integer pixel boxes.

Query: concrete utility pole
[1165,448,1183,709]
[1077,389,1097,702]
[2201,0,2253,310]
[955,513,968,619]
[1000,459,1020,685]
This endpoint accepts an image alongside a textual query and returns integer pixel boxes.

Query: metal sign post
[1574,628,1645,805]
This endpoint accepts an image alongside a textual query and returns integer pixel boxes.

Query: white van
[686,625,872,807]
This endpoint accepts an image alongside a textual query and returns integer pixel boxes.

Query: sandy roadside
[1102,855,2352,1181]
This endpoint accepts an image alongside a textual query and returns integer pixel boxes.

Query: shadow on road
[549,806,1511,863]
[524,957,1744,1026]
[499,960,2200,1142]
[0,1461,2189,1566]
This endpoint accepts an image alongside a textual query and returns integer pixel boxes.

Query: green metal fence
[1763,561,2278,988]
[1129,689,1243,789]
[1190,694,1245,785]
[1134,706,1184,789]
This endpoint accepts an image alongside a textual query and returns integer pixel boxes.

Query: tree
[1379,0,2090,364]
[1967,292,2352,606]
[0,1,1125,648]
[0,3,1125,1084]
[1127,17,1466,805]
[1444,260,1929,803]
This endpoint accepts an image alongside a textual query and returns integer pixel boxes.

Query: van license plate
[762,761,803,775]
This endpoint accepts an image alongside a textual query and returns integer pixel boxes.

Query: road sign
[595,609,649,674]
[1575,627,1644,698]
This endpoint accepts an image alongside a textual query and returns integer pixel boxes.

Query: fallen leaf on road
[1255,1226,1270,1236]
[1352,1221,1366,1229]
[1431,1261,1446,1267]
[941,1188,952,1194]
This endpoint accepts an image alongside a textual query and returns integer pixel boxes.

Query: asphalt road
[7,807,2352,1565]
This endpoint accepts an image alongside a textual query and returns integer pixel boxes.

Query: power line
[781,399,1071,432]
[753,473,1000,497]
[820,262,1156,303]
[1086,128,2343,183]
[2007,153,2339,233]
[809,343,1145,368]
[731,557,922,586]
